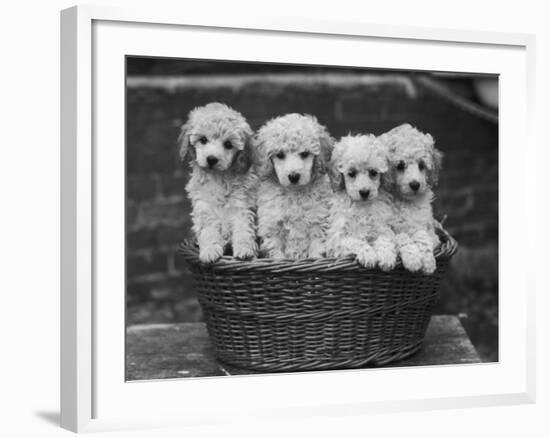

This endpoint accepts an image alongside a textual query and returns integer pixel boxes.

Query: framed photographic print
[61,4,536,433]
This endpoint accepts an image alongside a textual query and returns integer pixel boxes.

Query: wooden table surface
[126,315,481,381]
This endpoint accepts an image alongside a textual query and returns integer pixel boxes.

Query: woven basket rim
[177,226,458,273]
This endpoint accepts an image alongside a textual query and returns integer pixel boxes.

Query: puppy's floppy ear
[426,134,443,187]
[311,119,334,177]
[380,168,395,194]
[231,125,254,174]
[428,148,443,186]
[177,121,194,161]
[327,141,345,192]
[251,128,276,180]
[377,132,398,194]
[328,160,345,192]
[317,130,334,175]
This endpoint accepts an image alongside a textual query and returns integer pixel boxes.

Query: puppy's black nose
[288,173,300,184]
[206,156,219,167]
[409,181,420,191]
[359,189,370,200]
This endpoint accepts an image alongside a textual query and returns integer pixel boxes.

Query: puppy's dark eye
[369,169,379,178]
[199,136,208,145]
[396,161,406,171]
[299,151,310,159]
[275,152,285,160]
[418,160,426,171]
[347,170,357,178]
[223,140,233,150]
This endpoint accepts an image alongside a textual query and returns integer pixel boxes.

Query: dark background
[126,57,499,361]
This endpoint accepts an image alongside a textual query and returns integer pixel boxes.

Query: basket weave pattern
[178,231,458,372]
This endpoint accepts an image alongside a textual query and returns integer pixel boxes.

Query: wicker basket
[178,228,458,372]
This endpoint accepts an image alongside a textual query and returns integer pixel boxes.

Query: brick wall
[125,69,498,359]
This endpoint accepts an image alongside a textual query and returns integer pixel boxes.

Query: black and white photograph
[5,0,547,434]
[2,0,547,433]
[125,57,498,380]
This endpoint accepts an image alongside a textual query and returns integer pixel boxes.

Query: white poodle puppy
[178,102,257,263]
[254,114,333,259]
[380,124,443,274]
[325,134,397,270]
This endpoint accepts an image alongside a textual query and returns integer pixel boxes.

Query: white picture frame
[60,4,536,433]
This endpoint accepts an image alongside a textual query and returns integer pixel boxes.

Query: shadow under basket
[178,229,458,372]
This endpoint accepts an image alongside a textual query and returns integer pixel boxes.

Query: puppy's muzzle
[409,180,420,192]
[288,172,301,184]
[359,189,370,200]
[206,155,219,168]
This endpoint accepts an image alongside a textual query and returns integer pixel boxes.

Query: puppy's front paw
[377,249,397,272]
[400,250,423,273]
[199,244,224,264]
[421,253,437,274]
[356,247,377,268]
[233,242,258,260]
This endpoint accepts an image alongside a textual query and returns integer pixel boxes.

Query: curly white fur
[179,102,257,263]
[380,124,443,274]
[325,134,397,270]
[254,114,333,259]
